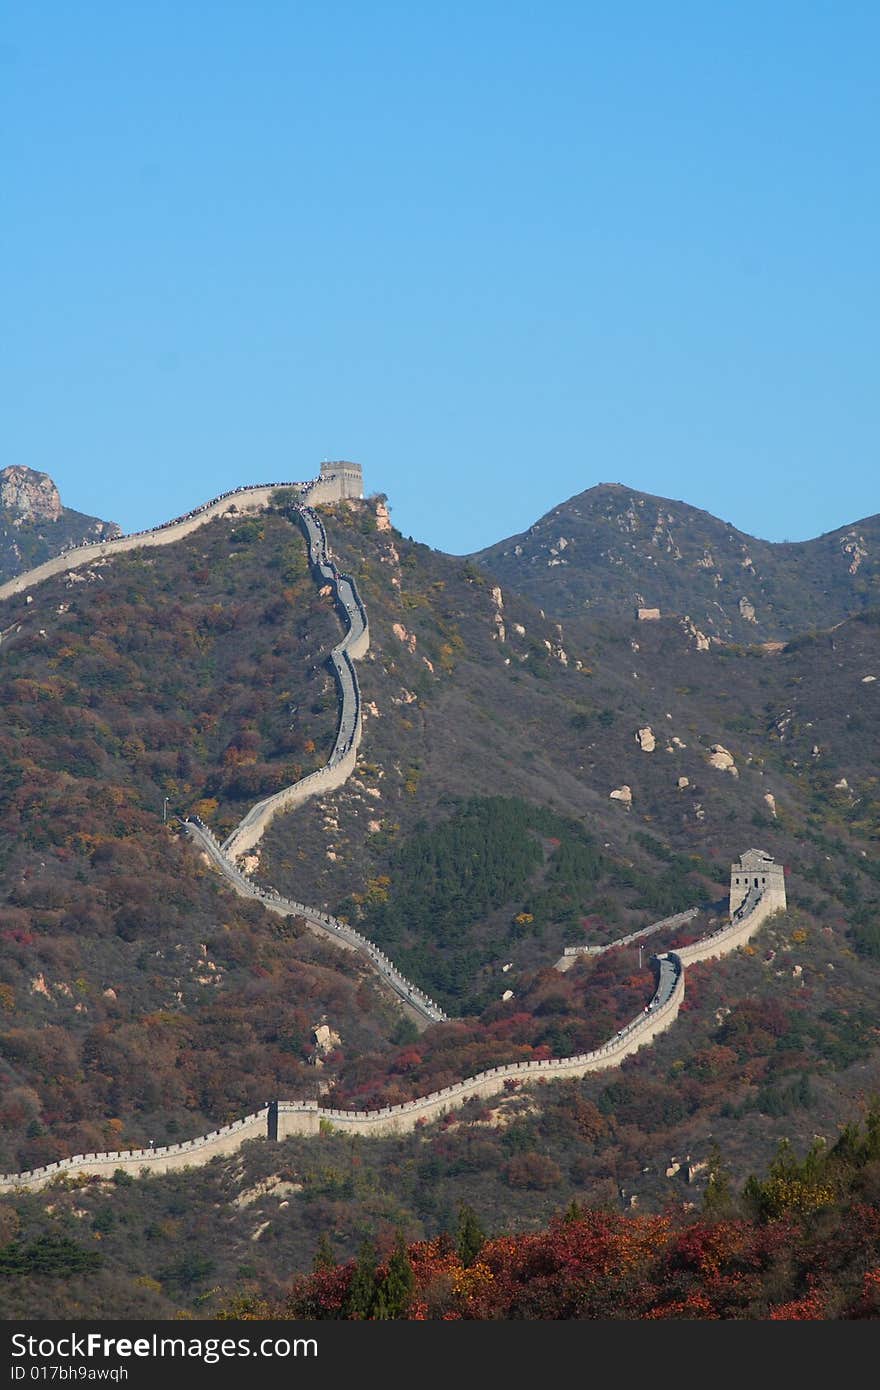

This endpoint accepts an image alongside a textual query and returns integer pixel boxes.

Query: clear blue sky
[3,2,878,552]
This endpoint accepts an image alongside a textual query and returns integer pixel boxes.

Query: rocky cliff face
[0,466,64,523]
[0,466,119,583]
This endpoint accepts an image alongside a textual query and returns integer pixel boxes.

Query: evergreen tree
[456,1204,486,1267]
[373,1232,415,1319]
[344,1237,378,1319]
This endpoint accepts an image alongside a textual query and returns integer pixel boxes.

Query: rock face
[0,467,63,523]
[310,1021,341,1067]
[609,784,633,805]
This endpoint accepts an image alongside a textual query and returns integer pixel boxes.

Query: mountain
[0,466,120,583]
[2,481,880,1318]
[473,482,880,643]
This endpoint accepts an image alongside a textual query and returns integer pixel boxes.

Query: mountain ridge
[473,481,880,643]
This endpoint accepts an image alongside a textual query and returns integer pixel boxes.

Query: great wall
[0,467,788,1192]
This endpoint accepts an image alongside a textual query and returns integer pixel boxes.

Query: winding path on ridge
[0,478,786,1191]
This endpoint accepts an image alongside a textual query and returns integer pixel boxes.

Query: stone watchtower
[319,460,364,499]
[729,848,786,919]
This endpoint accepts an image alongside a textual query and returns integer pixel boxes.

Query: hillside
[2,482,880,1318]
[473,482,880,643]
[0,503,402,1173]
[0,467,119,583]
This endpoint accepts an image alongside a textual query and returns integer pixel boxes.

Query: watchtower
[729,848,786,919]
[319,460,363,499]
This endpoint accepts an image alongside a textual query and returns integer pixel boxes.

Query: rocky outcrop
[707,744,738,777]
[681,616,710,651]
[636,726,656,752]
[0,467,63,522]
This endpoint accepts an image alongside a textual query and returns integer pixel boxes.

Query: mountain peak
[0,466,63,523]
[474,483,880,642]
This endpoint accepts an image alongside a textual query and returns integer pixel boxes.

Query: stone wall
[0,1110,269,1194]
[0,870,786,1191]
[275,955,685,1138]
[558,906,701,967]
[221,507,369,861]
[675,888,784,965]
[0,467,366,603]
[185,819,446,1026]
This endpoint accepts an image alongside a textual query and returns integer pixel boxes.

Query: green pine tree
[344,1237,378,1319]
[456,1204,486,1267]
[373,1232,415,1319]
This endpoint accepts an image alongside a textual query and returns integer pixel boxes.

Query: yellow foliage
[135,1275,163,1293]
[192,798,219,821]
[791,928,808,944]
[452,1261,494,1303]
[365,875,392,905]
[763,1176,835,1216]
[0,983,14,1012]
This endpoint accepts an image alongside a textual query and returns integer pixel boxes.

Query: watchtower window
[754,877,759,887]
